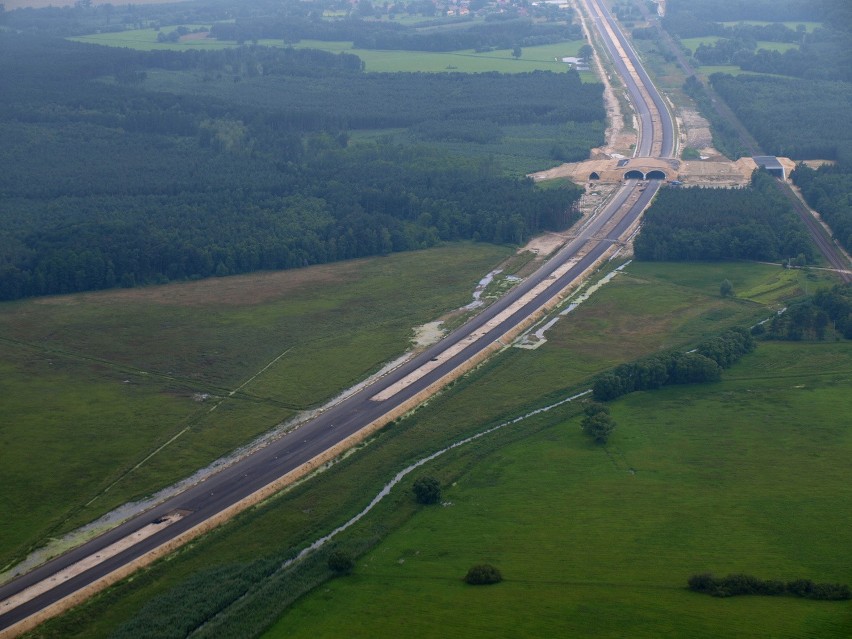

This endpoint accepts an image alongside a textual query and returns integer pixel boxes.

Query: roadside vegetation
[22,260,838,639]
[634,170,816,263]
[0,33,594,301]
[0,1,603,302]
[0,243,512,569]
[259,339,852,639]
[668,0,852,258]
[4,3,850,638]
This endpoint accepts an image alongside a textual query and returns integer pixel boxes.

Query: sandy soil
[412,321,445,348]
[679,107,724,158]
[521,233,571,257]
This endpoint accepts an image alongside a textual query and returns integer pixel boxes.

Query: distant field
[70,29,592,76]
[0,244,511,569]
[5,0,180,8]
[71,28,254,51]
[696,65,760,76]
[682,37,798,56]
[265,339,852,638]
[720,20,823,33]
[29,260,840,639]
[291,39,591,75]
[680,35,722,51]
[755,40,799,53]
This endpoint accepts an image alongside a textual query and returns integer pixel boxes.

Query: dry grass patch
[34,263,357,309]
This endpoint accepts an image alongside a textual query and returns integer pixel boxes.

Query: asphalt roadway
[582,0,674,159]
[0,3,675,633]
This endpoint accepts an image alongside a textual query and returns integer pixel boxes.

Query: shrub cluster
[464,564,503,585]
[412,476,442,505]
[327,550,355,575]
[581,403,616,444]
[593,328,754,401]
[688,573,851,600]
[760,283,852,341]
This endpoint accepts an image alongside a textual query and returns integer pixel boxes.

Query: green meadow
[291,39,592,76]
[265,339,852,639]
[680,35,723,51]
[71,28,591,76]
[720,21,823,33]
[26,259,844,639]
[682,36,798,55]
[0,244,511,569]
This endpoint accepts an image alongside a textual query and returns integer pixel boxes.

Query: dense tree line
[710,74,852,161]
[691,28,852,82]
[664,0,852,82]
[792,163,852,253]
[634,171,815,263]
[4,0,327,37]
[0,143,582,300]
[688,573,850,600]
[665,0,823,39]
[351,19,581,52]
[2,33,603,133]
[0,29,601,300]
[759,283,852,340]
[207,15,582,52]
[592,328,755,401]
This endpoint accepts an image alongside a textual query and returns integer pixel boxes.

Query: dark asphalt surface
[0,4,674,633]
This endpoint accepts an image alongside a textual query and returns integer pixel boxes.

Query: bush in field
[327,550,355,576]
[581,404,616,444]
[688,573,850,600]
[412,476,441,505]
[464,564,503,585]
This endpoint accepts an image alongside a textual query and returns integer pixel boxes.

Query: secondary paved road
[0,4,676,635]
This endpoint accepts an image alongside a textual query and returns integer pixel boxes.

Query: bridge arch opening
[589,171,600,180]
[624,170,644,180]
[646,170,667,180]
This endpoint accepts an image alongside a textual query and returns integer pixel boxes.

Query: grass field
[682,36,798,56]
[0,244,512,569]
[263,339,852,638]
[350,121,606,177]
[680,36,722,52]
[291,40,593,76]
[755,40,799,53]
[24,259,839,639]
[720,21,823,33]
[70,29,593,77]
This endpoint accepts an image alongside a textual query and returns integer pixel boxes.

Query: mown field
[71,29,593,77]
[24,260,839,639]
[0,243,512,570]
[681,36,799,55]
[719,21,823,33]
[266,340,852,639]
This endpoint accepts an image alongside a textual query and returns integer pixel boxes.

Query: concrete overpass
[531,155,797,187]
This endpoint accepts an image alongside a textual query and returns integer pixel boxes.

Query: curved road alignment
[0,7,675,637]
[580,0,674,159]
